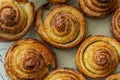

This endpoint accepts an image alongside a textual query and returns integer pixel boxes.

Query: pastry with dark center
[0,0,35,41]
[76,35,120,79]
[35,4,86,49]
[4,38,57,80]
[78,0,119,18]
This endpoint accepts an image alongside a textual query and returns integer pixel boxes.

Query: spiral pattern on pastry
[78,0,118,18]
[47,0,69,4]
[0,0,35,41]
[105,73,120,80]
[45,68,87,80]
[35,4,86,49]
[4,38,56,80]
[76,35,120,79]
[111,8,120,41]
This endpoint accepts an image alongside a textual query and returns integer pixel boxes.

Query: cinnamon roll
[111,8,120,41]
[35,4,86,49]
[0,0,35,41]
[105,73,120,80]
[78,0,119,18]
[4,39,56,80]
[45,68,87,80]
[76,35,120,79]
[47,0,69,4]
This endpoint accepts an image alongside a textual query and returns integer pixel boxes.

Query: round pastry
[78,0,119,18]
[35,4,86,49]
[0,0,35,41]
[111,8,120,41]
[76,35,120,79]
[105,73,120,80]
[47,0,69,4]
[45,68,87,80]
[4,38,57,80]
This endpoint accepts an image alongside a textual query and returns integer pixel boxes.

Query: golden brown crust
[48,0,69,4]
[0,0,35,41]
[111,8,120,41]
[15,0,28,3]
[105,73,120,80]
[4,38,57,80]
[76,35,120,79]
[35,4,86,49]
[78,0,119,18]
[45,68,87,80]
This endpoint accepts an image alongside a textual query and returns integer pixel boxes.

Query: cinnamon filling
[0,7,19,26]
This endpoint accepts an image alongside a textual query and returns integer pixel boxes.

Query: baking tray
[0,0,120,80]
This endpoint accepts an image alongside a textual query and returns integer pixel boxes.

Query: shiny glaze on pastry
[47,0,69,4]
[105,73,120,80]
[76,35,120,79]
[45,68,87,80]
[4,38,57,80]
[0,0,35,41]
[35,4,86,49]
[111,8,120,41]
[78,0,119,18]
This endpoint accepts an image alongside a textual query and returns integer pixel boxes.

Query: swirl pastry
[4,39,56,80]
[78,0,118,18]
[105,73,120,80]
[76,35,120,79]
[47,0,69,4]
[0,0,35,41]
[111,8,120,41]
[45,68,87,80]
[35,4,86,49]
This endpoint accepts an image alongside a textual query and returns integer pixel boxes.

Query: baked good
[35,4,86,49]
[45,68,87,80]
[0,0,35,41]
[78,0,119,18]
[4,38,57,80]
[47,0,69,4]
[111,8,120,41]
[105,73,120,80]
[76,35,120,79]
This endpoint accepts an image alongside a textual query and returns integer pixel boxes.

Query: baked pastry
[105,73,120,80]
[111,8,120,41]
[4,38,56,80]
[78,0,119,18]
[35,4,86,49]
[0,0,35,41]
[45,68,87,80]
[76,35,120,79]
[47,0,69,4]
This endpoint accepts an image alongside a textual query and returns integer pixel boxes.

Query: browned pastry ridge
[105,73,120,80]
[78,0,119,18]
[35,4,86,49]
[47,0,69,4]
[111,8,120,41]
[4,38,57,80]
[76,35,120,79]
[45,68,87,80]
[0,0,35,41]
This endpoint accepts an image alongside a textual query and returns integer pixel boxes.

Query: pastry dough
[0,0,35,41]
[35,4,86,49]
[48,0,69,4]
[45,68,86,80]
[78,0,119,18]
[76,35,120,79]
[4,38,57,80]
[111,8,120,41]
[105,73,120,80]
